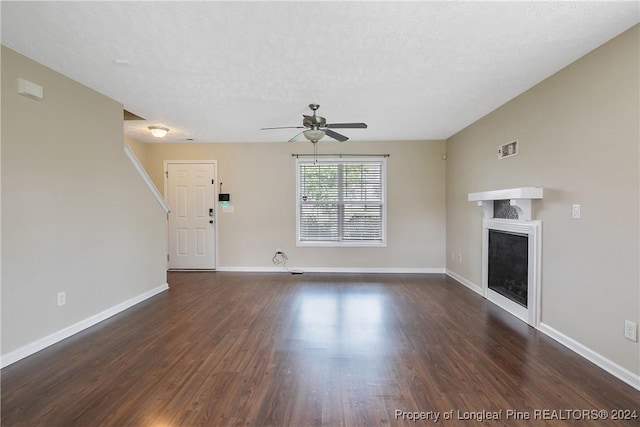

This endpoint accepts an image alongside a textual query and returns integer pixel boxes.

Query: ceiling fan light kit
[261,103,367,144]
[303,129,326,142]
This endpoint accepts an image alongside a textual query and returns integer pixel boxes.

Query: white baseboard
[537,323,640,391]
[215,266,286,273]
[1,283,169,368]
[216,266,446,274]
[445,269,483,295]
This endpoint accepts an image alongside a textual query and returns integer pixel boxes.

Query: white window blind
[296,158,386,246]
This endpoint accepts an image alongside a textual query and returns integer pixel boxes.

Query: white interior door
[166,162,216,269]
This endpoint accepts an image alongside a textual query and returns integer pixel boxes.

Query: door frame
[164,160,219,270]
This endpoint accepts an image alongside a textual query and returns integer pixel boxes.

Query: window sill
[297,241,387,248]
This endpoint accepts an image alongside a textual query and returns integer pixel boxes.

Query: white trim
[300,267,444,274]
[216,266,445,274]
[296,241,388,248]
[216,266,292,273]
[538,323,640,391]
[487,288,528,323]
[469,187,543,221]
[164,160,219,165]
[468,187,543,202]
[295,157,387,248]
[445,269,483,295]
[124,144,170,213]
[1,283,169,368]
[482,218,541,327]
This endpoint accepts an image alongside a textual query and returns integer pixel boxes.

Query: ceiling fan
[261,103,367,143]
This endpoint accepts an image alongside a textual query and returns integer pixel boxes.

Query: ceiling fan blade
[325,129,349,142]
[288,131,304,142]
[261,126,305,130]
[326,123,367,129]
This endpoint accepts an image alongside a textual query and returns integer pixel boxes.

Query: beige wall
[144,139,446,271]
[1,47,168,356]
[446,26,639,374]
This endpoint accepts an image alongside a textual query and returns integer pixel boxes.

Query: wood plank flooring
[2,272,638,426]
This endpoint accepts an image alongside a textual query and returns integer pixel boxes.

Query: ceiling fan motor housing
[303,115,326,128]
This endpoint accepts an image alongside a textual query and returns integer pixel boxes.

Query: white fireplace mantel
[468,187,543,202]
[468,187,543,221]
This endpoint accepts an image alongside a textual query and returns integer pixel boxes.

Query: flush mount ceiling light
[303,129,326,143]
[148,125,169,138]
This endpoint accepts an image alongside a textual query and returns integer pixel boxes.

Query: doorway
[164,161,217,269]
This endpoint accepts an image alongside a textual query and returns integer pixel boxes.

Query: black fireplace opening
[488,230,528,307]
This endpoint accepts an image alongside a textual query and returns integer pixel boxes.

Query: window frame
[295,156,387,247]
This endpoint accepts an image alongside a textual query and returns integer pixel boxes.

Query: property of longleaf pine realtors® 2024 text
[394,409,638,422]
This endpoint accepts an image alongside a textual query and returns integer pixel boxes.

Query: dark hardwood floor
[2,272,638,426]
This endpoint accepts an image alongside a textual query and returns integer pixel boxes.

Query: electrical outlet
[457,254,462,263]
[624,320,637,342]
[572,204,581,219]
[57,291,66,307]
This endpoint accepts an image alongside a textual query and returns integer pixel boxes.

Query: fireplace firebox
[488,230,528,307]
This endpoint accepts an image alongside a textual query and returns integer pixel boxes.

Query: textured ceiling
[1,1,638,143]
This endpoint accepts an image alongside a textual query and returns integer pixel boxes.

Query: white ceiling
[1,1,638,143]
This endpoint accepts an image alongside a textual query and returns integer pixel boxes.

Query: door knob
[209,220,214,224]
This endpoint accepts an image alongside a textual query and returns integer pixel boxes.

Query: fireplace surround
[468,187,543,326]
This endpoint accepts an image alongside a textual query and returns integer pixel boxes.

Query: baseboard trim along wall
[445,269,483,295]
[0,283,169,368]
[216,267,446,274]
[445,271,640,392]
[537,323,640,391]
